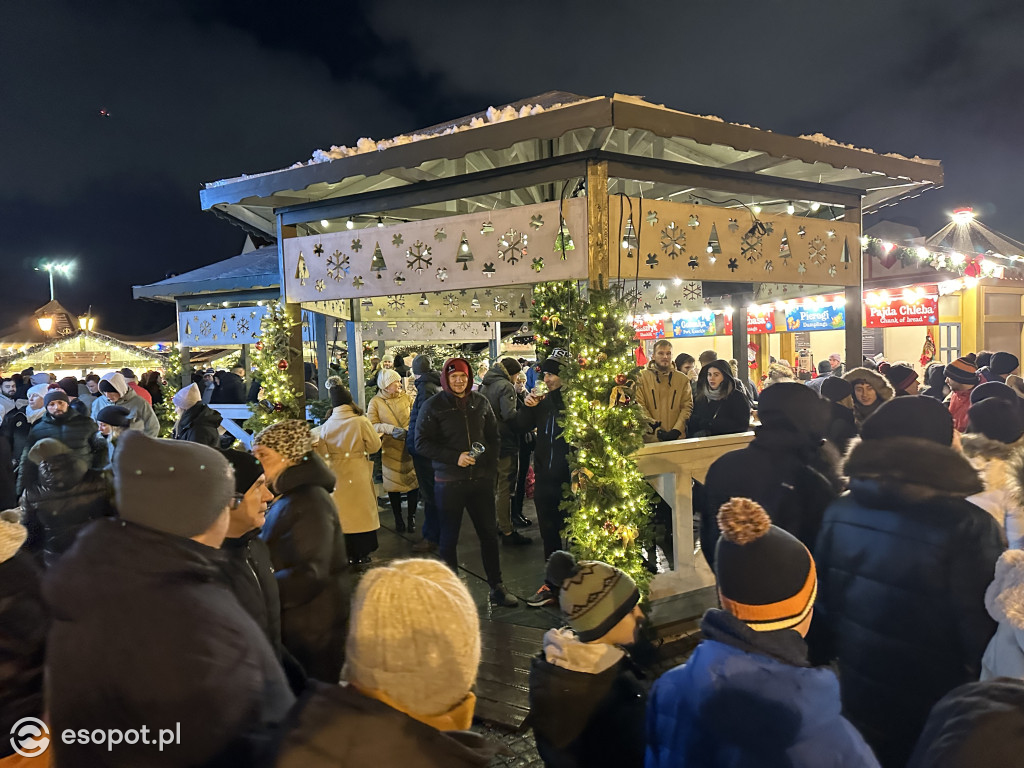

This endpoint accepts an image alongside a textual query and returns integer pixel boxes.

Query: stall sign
[864,288,939,328]
[672,312,717,337]
[747,309,777,334]
[784,303,846,332]
[633,319,665,340]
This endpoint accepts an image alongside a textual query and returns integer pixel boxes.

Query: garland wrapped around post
[155,346,183,437]
[532,280,653,591]
[245,301,303,433]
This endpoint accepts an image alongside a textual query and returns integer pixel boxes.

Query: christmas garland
[532,280,652,591]
[155,346,183,437]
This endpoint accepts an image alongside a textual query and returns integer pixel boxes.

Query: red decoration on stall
[277,359,289,370]
[920,331,936,367]
[255,341,264,351]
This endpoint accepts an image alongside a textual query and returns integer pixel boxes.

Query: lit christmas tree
[155,345,183,437]
[532,280,652,590]
[245,301,303,433]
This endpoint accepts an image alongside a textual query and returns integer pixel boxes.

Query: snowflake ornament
[727,218,739,233]
[315,278,325,292]
[530,214,544,230]
[688,215,699,228]
[483,262,496,277]
[498,229,527,265]
[406,241,433,273]
[199,320,212,336]
[327,250,350,280]
[443,294,459,310]
[434,227,447,242]
[352,239,363,252]
[480,220,494,235]
[436,266,448,282]
[728,258,739,272]
[353,275,364,288]
[741,229,763,263]
[392,234,404,248]
[646,210,658,226]
[314,242,324,257]
[808,236,827,264]
[387,295,405,310]
[236,318,249,335]
[797,262,807,275]
[645,253,659,269]
[764,260,774,273]
[531,257,545,272]
[393,271,406,286]
[660,222,685,258]
[681,281,702,301]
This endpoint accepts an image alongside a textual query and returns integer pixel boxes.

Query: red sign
[633,319,665,340]
[722,310,777,336]
[864,286,939,328]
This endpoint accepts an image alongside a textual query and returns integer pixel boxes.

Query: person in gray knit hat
[42,429,294,765]
[253,419,350,683]
[528,550,647,768]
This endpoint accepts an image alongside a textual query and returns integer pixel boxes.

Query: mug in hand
[531,381,548,398]
[467,442,486,460]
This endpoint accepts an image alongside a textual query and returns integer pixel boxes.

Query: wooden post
[731,297,749,383]
[277,218,306,411]
[347,302,365,409]
[239,344,250,387]
[845,202,864,369]
[179,346,192,388]
[586,161,610,287]
[313,312,329,399]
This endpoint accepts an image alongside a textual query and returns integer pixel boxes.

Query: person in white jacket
[964,391,1024,548]
[982,548,1024,680]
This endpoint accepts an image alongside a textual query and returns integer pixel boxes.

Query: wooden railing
[635,432,754,601]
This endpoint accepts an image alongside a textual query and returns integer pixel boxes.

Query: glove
[656,429,682,442]
[392,427,407,440]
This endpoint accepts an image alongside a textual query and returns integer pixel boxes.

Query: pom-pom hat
[945,356,979,386]
[714,498,817,633]
[546,550,640,642]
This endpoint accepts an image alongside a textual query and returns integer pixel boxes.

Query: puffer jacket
[174,400,223,448]
[260,453,350,684]
[981,549,1024,680]
[529,628,646,768]
[406,370,441,458]
[516,386,570,483]
[843,367,895,428]
[415,390,499,482]
[812,435,1002,768]
[647,609,879,768]
[22,454,114,567]
[272,681,503,768]
[212,371,247,404]
[477,365,520,457]
[0,511,46,760]
[17,410,104,496]
[963,432,1024,547]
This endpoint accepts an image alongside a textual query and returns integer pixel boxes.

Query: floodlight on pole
[951,208,975,226]
[35,261,74,301]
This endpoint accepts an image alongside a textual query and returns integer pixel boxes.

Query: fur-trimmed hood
[843,367,895,401]
[962,432,1024,462]
[985,549,1024,630]
[844,435,984,498]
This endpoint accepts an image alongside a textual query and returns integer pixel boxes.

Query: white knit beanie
[26,383,50,401]
[173,383,201,411]
[343,558,480,717]
[377,368,401,391]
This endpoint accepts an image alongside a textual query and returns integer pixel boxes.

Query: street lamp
[36,261,74,301]
[37,316,53,333]
[78,316,96,331]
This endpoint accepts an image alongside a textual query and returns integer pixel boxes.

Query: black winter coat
[516,387,570,484]
[0,407,30,476]
[529,646,647,768]
[478,365,520,457]
[687,389,751,438]
[260,453,350,684]
[174,401,223,448]
[0,547,46,760]
[824,400,858,454]
[44,518,295,767]
[22,454,114,567]
[812,436,1002,768]
[415,390,499,482]
[702,427,841,569]
[211,371,247,404]
[17,410,104,496]
[273,682,503,768]
[0,436,16,510]
[406,370,441,457]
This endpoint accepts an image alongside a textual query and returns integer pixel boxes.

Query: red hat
[441,358,472,395]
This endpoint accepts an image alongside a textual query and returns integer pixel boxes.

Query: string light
[244,300,302,433]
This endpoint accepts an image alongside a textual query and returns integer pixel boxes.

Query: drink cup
[467,442,486,460]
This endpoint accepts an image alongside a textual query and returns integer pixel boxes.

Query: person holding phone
[415,358,517,608]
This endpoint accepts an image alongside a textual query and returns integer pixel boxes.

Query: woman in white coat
[367,368,419,533]
[314,385,382,565]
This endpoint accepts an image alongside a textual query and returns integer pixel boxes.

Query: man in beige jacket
[636,340,693,442]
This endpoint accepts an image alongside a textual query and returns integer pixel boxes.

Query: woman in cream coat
[315,385,382,564]
[368,368,419,533]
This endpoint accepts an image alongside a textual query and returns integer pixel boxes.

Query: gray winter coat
[91,387,160,437]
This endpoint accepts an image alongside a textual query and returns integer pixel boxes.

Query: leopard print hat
[252,419,313,462]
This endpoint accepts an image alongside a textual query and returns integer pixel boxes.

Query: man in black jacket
[44,430,294,766]
[415,358,518,607]
[478,357,532,546]
[518,349,573,608]
[406,355,442,553]
[18,390,104,496]
[172,383,223,448]
[813,396,1003,768]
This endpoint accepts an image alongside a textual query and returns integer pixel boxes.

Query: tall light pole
[36,262,74,301]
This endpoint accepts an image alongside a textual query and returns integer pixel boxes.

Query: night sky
[4,0,1022,335]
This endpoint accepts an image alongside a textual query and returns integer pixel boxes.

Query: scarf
[25,405,45,424]
[705,384,724,402]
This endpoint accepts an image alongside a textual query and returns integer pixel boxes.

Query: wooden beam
[844,202,864,368]
[587,161,610,287]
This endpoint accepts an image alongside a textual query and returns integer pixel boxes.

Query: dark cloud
[3,0,1023,333]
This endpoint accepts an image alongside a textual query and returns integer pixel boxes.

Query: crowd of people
[3,342,1024,767]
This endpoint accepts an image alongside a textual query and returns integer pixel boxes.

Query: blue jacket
[646,610,879,768]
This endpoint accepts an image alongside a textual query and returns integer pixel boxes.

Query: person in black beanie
[407,354,442,553]
[919,361,949,401]
[990,351,1020,381]
[44,431,295,766]
[879,362,920,396]
[702,382,841,570]
[519,349,573,608]
[962,394,1024,548]
[18,389,105,496]
[813,396,1003,768]
[820,376,858,453]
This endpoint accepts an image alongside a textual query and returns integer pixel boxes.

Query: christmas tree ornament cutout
[294,253,309,285]
[554,219,575,256]
[621,216,638,254]
[779,230,792,261]
[456,232,474,270]
[370,243,388,277]
[840,238,852,269]
[706,224,722,256]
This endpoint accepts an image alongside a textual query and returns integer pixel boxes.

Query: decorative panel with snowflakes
[608,199,860,287]
[358,321,493,343]
[283,199,589,302]
[178,306,268,347]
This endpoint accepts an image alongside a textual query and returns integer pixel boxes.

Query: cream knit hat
[0,509,27,564]
[377,368,401,391]
[343,558,480,717]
